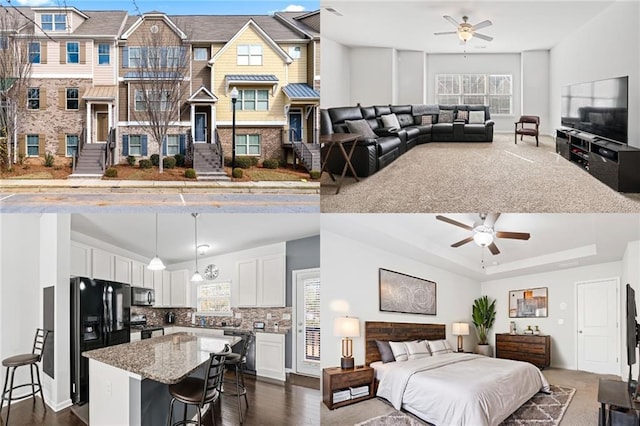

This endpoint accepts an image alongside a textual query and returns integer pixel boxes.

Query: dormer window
[41,13,66,31]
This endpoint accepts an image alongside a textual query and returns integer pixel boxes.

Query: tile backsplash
[133,306,292,329]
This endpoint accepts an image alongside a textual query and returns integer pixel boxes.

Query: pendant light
[147,214,165,270]
[191,213,203,282]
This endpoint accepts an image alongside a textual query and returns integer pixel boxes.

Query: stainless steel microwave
[131,287,155,306]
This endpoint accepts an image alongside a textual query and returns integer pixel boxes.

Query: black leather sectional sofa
[321,104,495,177]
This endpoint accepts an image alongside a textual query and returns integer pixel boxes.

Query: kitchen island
[83,331,241,426]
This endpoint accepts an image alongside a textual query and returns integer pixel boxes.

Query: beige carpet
[320,367,620,425]
[320,134,640,213]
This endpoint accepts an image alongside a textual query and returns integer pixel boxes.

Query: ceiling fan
[434,15,493,43]
[436,213,530,255]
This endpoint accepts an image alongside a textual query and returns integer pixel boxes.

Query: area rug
[354,385,575,426]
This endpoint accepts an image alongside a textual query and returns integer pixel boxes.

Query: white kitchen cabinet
[70,242,92,277]
[142,267,154,289]
[237,259,258,306]
[170,270,189,307]
[162,270,171,306]
[153,270,164,306]
[131,261,144,287]
[114,255,132,284]
[92,248,114,281]
[237,254,285,307]
[255,333,285,381]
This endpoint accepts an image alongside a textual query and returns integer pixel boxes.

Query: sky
[9,0,320,15]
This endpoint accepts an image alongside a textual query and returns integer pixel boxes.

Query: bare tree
[129,22,189,173]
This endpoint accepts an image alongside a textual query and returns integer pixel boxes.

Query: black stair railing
[290,129,313,172]
[213,129,223,169]
[72,128,86,173]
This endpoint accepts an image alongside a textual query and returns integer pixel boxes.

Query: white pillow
[404,340,431,360]
[381,113,401,130]
[468,110,485,124]
[389,341,410,361]
[428,339,453,356]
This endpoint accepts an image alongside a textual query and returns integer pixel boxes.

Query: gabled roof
[274,11,320,39]
[121,12,187,40]
[282,83,320,101]
[72,11,129,37]
[209,19,292,65]
[32,6,89,20]
[187,86,218,103]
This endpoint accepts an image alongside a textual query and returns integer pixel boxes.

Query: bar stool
[223,333,253,424]
[1,328,49,425]
[167,344,231,426]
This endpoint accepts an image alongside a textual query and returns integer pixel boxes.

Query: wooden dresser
[495,333,551,369]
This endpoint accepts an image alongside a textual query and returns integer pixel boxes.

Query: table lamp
[452,322,469,353]
[334,316,360,369]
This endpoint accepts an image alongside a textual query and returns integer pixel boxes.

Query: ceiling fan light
[473,227,494,247]
[458,30,473,42]
[147,256,166,271]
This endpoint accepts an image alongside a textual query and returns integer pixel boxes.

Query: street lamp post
[230,86,239,171]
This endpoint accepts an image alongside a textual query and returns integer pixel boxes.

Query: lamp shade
[333,317,360,338]
[452,322,469,336]
[147,255,165,271]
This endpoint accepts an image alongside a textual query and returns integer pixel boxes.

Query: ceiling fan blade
[488,242,501,255]
[484,213,501,228]
[473,32,494,42]
[472,20,492,30]
[436,215,473,231]
[451,236,474,248]
[495,231,531,240]
[434,31,457,36]
[444,15,460,27]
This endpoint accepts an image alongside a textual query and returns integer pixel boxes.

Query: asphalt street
[0,192,320,213]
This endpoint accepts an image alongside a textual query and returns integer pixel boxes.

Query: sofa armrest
[485,120,495,127]
[374,127,400,137]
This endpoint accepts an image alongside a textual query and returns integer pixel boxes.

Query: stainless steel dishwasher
[223,330,256,375]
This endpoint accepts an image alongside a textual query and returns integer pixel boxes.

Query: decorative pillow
[345,119,377,138]
[404,340,431,360]
[375,340,396,363]
[438,110,454,123]
[380,113,401,130]
[428,339,453,356]
[456,110,469,121]
[421,115,433,125]
[468,110,485,124]
[389,341,410,362]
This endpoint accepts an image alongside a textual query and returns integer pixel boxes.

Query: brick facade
[216,126,284,164]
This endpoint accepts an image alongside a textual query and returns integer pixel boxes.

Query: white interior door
[294,268,320,377]
[576,278,620,374]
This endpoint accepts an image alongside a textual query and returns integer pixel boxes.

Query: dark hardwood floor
[1,373,320,426]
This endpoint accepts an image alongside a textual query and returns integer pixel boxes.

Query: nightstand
[322,366,374,409]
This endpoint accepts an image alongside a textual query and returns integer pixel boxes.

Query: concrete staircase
[292,142,321,172]
[193,143,229,181]
[69,143,106,178]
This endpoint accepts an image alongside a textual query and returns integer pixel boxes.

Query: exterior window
[197,282,231,314]
[436,74,513,115]
[488,75,513,115]
[98,44,110,65]
[0,36,8,50]
[54,14,66,31]
[166,47,183,68]
[166,135,179,155]
[67,42,79,64]
[237,89,268,111]
[288,46,301,59]
[27,88,39,110]
[28,42,40,64]
[128,135,142,156]
[26,135,39,157]
[135,90,170,111]
[66,134,78,156]
[235,134,260,156]
[237,44,262,66]
[66,88,79,110]
[193,47,208,61]
[129,47,141,68]
[42,14,66,31]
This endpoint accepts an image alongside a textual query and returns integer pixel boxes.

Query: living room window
[436,74,512,115]
[26,134,39,157]
[66,134,78,157]
[27,88,39,110]
[237,89,268,111]
[235,134,261,156]
[66,88,79,110]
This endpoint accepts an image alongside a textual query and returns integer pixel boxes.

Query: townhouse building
[7,6,320,176]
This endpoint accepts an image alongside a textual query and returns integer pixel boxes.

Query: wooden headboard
[364,321,446,366]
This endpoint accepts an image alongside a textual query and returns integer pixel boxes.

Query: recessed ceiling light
[324,7,343,16]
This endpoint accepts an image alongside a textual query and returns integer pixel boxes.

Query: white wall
[321,230,481,368]
[426,53,521,132]
[350,47,396,106]
[549,1,640,148]
[622,240,640,379]
[397,50,427,104]
[521,50,550,135]
[320,36,351,108]
[481,261,622,371]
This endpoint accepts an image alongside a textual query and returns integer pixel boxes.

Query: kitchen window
[237,89,268,111]
[98,43,110,65]
[237,44,262,66]
[197,282,231,315]
[235,134,260,156]
[436,73,513,115]
[41,13,66,31]
[26,134,39,157]
[67,42,79,64]
[28,42,40,64]
[66,134,78,157]
[66,88,79,110]
[27,88,39,110]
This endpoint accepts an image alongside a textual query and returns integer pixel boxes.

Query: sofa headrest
[320,109,333,135]
[412,104,439,116]
[374,105,392,116]
[390,105,412,115]
[328,106,363,124]
[360,106,376,119]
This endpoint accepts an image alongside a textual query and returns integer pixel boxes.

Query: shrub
[223,156,232,167]
[150,154,160,166]
[104,167,118,178]
[184,168,196,179]
[174,153,185,167]
[139,159,152,169]
[232,167,243,178]
[163,156,176,169]
[44,152,55,167]
[263,158,280,169]
[249,156,259,167]
[126,155,136,166]
[309,170,321,180]
[234,156,253,169]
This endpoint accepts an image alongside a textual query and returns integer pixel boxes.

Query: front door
[96,112,108,143]
[577,278,619,374]
[295,268,320,377]
[195,112,207,143]
[289,110,303,142]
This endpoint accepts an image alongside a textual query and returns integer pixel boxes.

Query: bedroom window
[237,44,262,66]
[28,42,40,64]
[197,282,231,315]
[67,42,79,64]
[436,74,513,115]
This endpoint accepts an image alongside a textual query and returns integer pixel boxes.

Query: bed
[365,321,550,426]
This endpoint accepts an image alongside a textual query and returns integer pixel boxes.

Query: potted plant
[472,295,496,356]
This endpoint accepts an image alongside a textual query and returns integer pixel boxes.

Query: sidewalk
[0,179,320,194]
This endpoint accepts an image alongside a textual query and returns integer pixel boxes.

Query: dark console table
[597,379,640,425]
[556,128,640,192]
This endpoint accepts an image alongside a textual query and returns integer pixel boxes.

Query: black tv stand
[598,379,640,425]
[556,128,640,192]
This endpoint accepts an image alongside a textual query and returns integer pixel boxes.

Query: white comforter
[376,353,550,426]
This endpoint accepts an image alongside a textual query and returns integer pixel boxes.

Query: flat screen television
[561,76,628,144]
[626,283,639,397]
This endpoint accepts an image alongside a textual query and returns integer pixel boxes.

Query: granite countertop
[165,324,291,335]
[83,332,241,384]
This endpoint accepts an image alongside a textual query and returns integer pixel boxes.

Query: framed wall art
[509,287,548,318]
[379,268,436,315]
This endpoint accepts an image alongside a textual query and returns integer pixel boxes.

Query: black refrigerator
[70,276,131,405]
